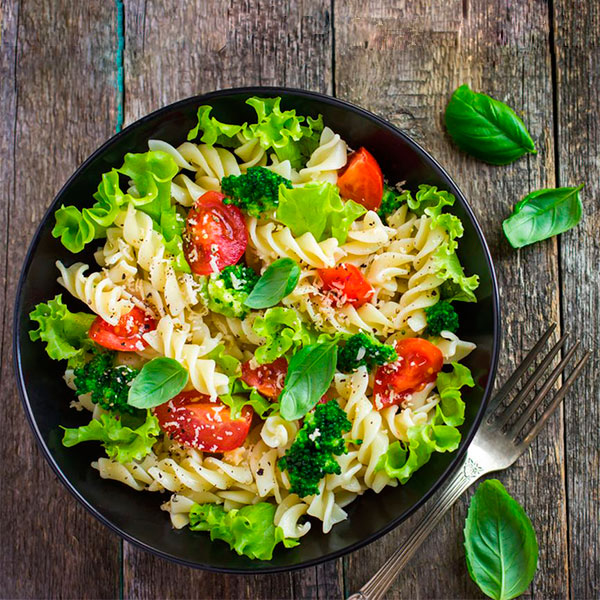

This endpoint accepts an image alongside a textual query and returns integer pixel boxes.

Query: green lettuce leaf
[187,105,246,146]
[62,411,160,463]
[276,181,366,244]
[205,344,241,377]
[434,243,480,303]
[52,151,188,271]
[189,502,299,560]
[436,362,476,427]
[220,378,277,420]
[252,307,312,364]
[187,97,324,169]
[376,363,474,483]
[29,295,96,366]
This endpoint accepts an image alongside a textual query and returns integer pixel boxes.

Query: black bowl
[14,87,500,573]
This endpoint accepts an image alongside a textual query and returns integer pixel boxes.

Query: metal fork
[348,324,590,600]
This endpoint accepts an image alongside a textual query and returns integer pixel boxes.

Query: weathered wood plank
[121,1,339,598]
[335,1,567,598]
[553,2,600,598]
[0,1,121,597]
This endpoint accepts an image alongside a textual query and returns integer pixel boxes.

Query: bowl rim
[13,85,501,574]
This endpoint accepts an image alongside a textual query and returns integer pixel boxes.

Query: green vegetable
[29,295,96,366]
[62,411,160,463]
[276,181,366,244]
[279,399,355,498]
[74,351,140,415]
[252,307,312,364]
[279,342,338,420]
[189,502,298,560]
[244,258,301,309]
[434,244,480,303]
[52,151,188,271]
[205,264,259,318]
[127,357,189,409]
[337,333,397,373]
[464,480,538,600]
[221,167,293,216]
[187,105,245,147]
[378,185,408,218]
[187,97,324,169]
[376,363,474,483]
[445,84,536,165]
[220,379,276,420]
[502,184,584,248]
[205,343,241,377]
[425,301,459,335]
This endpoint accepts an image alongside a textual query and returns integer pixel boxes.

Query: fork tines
[487,324,590,446]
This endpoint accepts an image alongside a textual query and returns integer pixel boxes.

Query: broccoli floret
[378,186,409,219]
[425,301,459,335]
[337,333,398,373]
[205,264,259,318]
[221,167,293,216]
[74,351,139,415]
[279,400,357,498]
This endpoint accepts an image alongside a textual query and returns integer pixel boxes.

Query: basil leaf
[464,480,538,600]
[445,84,536,165]
[502,184,584,248]
[279,342,337,420]
[128,357,188,409]
[244,258,301,309]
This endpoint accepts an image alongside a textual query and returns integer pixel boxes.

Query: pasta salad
[29,97,480,560]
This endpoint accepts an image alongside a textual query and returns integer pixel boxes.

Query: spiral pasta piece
[297,127,348,184]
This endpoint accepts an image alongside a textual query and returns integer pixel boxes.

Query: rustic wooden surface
[0,1,598,598]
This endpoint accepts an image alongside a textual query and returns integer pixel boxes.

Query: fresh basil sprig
[445,84,536,165]
[464,480,538,600]
[502,184,584,248]
[279,342,337,420]
[244,257,301,309]
[128,357,189,409]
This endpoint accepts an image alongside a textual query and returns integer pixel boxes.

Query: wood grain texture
[553,1,600,598]
[0,1,121,598]
[120,2,340,598]
[334,1,568,597]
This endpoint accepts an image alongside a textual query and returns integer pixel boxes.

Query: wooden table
[1,1,598,598]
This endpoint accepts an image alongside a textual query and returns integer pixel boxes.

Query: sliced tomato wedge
[184,191,248,276]
[154,391,253,452]
[373,338,444,409]
[317,263,374,308]
[241,357,288,399]
[337,147,384,210]
[88,307,156,351]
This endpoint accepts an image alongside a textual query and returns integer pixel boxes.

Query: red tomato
[318,263,374,308]
[88,307,156,351]
[154,391,253,452]
[373,338,444,409]
[184,191,248,276]
[337,147,384,210]
[241,357,288,399]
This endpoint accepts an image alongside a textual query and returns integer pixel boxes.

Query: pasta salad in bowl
[15,89,499,571]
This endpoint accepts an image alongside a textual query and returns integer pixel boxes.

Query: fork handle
[347,455,485,600]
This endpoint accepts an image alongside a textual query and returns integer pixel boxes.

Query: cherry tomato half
[317,263,374,308]
[154,391,253,452]
[241,357,288,399]
[88,307,156,352]
[373,338,444,409]
[184,191,248,276]
[337,147,384,210]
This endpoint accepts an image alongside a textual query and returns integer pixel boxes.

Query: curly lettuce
[251,307,312,364]
[276,181,366,244]
[189,502,299,560]
[187,96,324,169]
[61,411,160,463]
[52,151,188,271]
[376,363,475,484]
[220,378,276,420]
[29,295,96,367]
